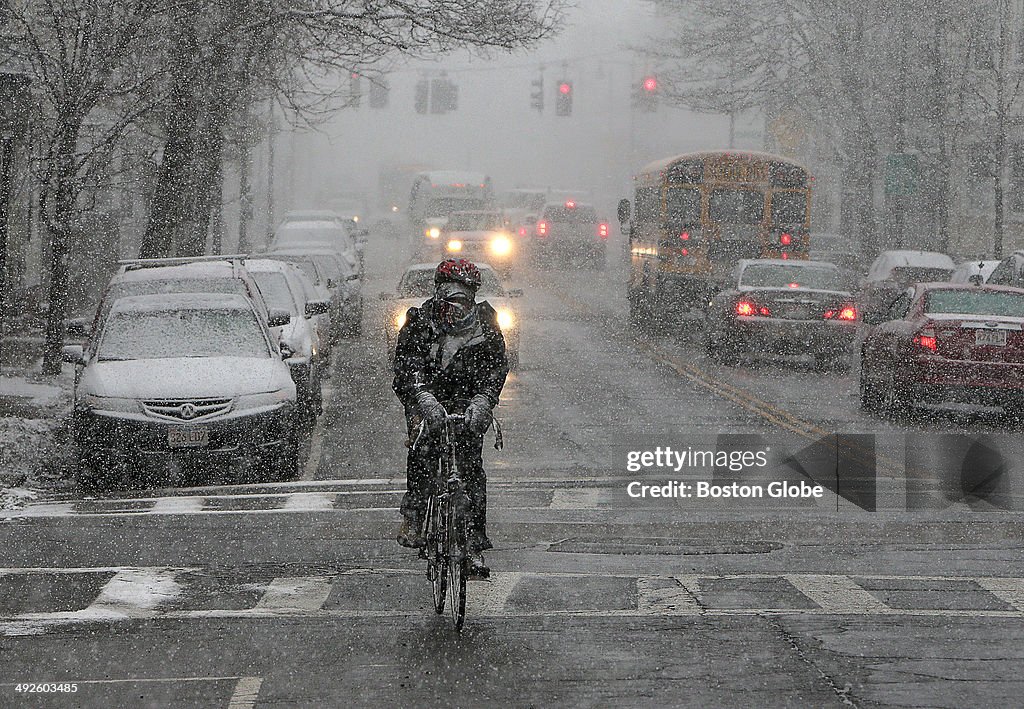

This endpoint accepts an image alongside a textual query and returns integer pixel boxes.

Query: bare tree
[139,0,566,259]
[2,0,168,374]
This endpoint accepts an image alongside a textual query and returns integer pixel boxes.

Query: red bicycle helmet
[434,258,482,291]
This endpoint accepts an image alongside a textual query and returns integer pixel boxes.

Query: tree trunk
[237,141,254,253]
[0,138,14,308]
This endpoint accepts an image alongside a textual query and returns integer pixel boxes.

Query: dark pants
[400,407,490,551]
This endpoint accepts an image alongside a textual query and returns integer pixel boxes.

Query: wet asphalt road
[2,226,1024,707]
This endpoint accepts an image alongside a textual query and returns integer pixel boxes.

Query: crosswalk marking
[784,574,891,614]
[470,572,523,614]
[254,577,335,612]
[282,493,337,511]
[549,488,610,509]
[636,575,702,615]
[150,497,205,515]
[975,578,1024,612]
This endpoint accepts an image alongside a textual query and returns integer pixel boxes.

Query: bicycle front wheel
[425,496,447,614]
[447,499,468,629]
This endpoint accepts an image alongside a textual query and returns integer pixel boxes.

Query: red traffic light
[558,82,572,95]
[642,76,658,92]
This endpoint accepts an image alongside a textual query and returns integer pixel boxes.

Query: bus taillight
[780,232,792,245]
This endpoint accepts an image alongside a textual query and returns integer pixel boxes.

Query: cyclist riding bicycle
[393,258,509,577]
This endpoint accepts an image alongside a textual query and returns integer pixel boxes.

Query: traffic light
[530,75,544,113]
[635,74,659,112]
[430,77,458,114]
[369,79,389,109]
[555,80,572,117]
[349,72,362,107]
[414,80,428,114]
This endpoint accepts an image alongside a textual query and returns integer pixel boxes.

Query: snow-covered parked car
[268,245,363,336]
[63,293,301,489]
[244,259,331,425]
[950,259,1000,285]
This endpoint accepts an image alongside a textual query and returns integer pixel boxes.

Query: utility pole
[993,0,1008,258]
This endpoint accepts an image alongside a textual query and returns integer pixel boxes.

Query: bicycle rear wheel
[447,498,468,629]
[425,495,446,614]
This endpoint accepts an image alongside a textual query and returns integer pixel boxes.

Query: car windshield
[97,309,270,360]
[891,266,954,285]
[925,290,1024,317]
[425,198,484,217]
[740,264,844,290]
[251,272,297,314]
[398,269,503,297]
[446,213,500,231]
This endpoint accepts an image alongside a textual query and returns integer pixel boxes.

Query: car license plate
[168,428,209,448]
[975,329,1007,347]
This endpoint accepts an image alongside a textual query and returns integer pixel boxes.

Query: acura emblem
[179,403,197,420]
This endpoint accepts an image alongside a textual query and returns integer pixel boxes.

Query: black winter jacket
[393,299,509,411]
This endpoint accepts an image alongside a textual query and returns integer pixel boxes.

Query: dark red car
[859,283,1024,416]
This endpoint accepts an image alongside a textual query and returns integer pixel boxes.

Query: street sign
[885,152,919,196]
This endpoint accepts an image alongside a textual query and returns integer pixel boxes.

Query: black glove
[465,394,493,435]
[415,391,446,433]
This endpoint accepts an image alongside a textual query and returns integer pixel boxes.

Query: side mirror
[507,288,524,298]
[346,273,360,282]
[284,354,310,368]
[62,344,86,365]
[305,299,330,318]
[617,198,631,225]
[65,317,90,339]
[268,309,291,328]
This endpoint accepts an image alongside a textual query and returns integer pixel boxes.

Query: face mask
[437,295,474,331]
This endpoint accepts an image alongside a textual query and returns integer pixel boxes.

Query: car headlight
[236,389,292,411]
[426,227,440,239]
[490,235,513,256]
[447,239,463,252]
[352,215,360,223]
[395,309,408,330]
[496,308,515,330]
[80,394,139,413]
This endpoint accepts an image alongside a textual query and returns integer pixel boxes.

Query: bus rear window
[544,206,598,223]
[772,192,807,226]
[665,188,701,228]
[709,189,764,224]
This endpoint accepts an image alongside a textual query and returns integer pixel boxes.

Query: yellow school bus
[619,150,812,328]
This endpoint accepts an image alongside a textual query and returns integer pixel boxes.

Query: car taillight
[824,305,858,321]
[598,222,609,238]
[518,226,526,237]
[536,221,548,237]
[735,300,770,317]
[913,327,938,352]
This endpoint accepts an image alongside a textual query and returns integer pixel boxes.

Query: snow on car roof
[873,250,955,269]
[243,258,299,274]
[108,292,254,313]
[116,261,237,282]
[406,261,496,273]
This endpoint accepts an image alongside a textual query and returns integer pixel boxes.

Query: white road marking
[975,577,1024,611]
[469,572,523,615]
[549,488,609,509]
[255,576,335,612]
[785,574,891,614]
[636,575,702,615]
[150,497,205,515]
[282,492,337,511]
[0,676,248,686]
[1,502,74,518]
[227,676,264,709]
[301,385,333,482]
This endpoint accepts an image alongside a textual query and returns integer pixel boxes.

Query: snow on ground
[0,368,74,510]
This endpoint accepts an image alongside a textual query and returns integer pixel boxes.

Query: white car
[950,259,1000,284]
[382,262,521,370]
[269,245,363,336]
[244,259,331,424]
[440,211,516,273]
[63,293,300,489]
